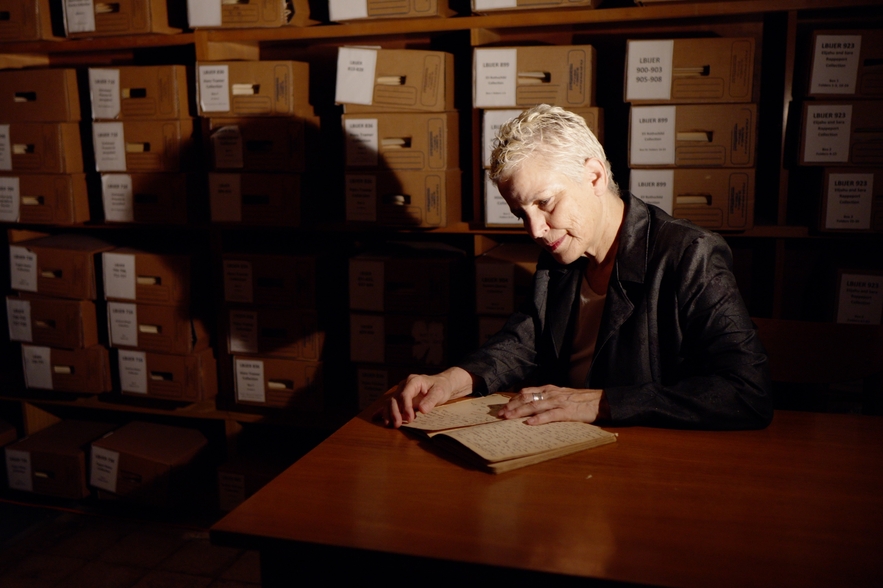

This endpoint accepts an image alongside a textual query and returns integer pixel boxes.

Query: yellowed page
[401,394,511,433]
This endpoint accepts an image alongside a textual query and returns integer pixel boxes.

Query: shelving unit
[2,0,881,445]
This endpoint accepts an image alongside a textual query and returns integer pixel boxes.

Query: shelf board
[0,33,195,56]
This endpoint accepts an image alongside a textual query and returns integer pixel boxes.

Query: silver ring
[531,392,544,402]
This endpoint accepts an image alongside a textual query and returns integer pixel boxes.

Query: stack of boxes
[60,0,184,38]
[89,65,197,224]
[329,0,455,22]
[797,29,883,325]
[349,244,466,409]
[472,44,602,227]
[197,59,316,227]
[219,252,324,411]
[7,233,115,394]
[474,242,539,346]
[625,38,758,232]
[187,0,320,28]
[0,69,88,226]
[335,47,461,228]
[101,248,217,403]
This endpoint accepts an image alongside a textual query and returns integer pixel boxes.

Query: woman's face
[497,156,607,266]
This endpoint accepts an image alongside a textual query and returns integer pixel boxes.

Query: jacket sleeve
[603,231,773,430]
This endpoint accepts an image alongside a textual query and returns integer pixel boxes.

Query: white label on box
[117,349,147,394]
[187,0,222,27]
[825,172,873,230]
[484,175,520,226]
[211,125,244,169]
[349,259,384,312]
[0,176,20,222]
[234,358,266,403]
[64,0,96,33]
[344,118,379,167]
[810,35,862,95]
[335,48,378,105]
[229,310,259,354]
[474,0,517,8]
[223,260,253,303]
[5,449,33,492]
[103,252,136,300]
[198,64,231,112]
[350,314,385,363]
[329,0,368,21]
[625,40,674,101]
[630,106,676,166]
[218,471,247,511]
[0,125,11,171]
[476,262,514,315]
[107,302,138,347]
[9,246,37,292]
[837,273,883,325]
[209,173,242,222]
[92,122,127,172]
[345,174,377,222]
[90,444,119,493]
[357,367,389,410]
[88,68,121,120]
[101,174,134,222]
[22,345,53,390]
[473,48,517,108]
[6,298,32,343]
[803,104,852,163]
[482,109,520,168]
[630,169,674,214]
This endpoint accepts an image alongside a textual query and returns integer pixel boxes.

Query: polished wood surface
[212,410,883,587]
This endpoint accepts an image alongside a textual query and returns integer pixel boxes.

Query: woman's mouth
[544,236,564,252]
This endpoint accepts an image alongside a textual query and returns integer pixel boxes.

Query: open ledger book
[402,394,617,474]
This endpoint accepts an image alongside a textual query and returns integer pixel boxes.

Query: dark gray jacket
[459,192,773,429]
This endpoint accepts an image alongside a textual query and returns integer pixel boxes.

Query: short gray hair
[489,104,617,194]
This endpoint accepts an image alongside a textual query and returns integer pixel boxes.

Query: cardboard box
[807,30,883,99]
[222,253,317,307]
[329,0,453,21]
[0,419,16,448]
[88,65,191,121]
[336,48,455,113]
[630,168,755,231]
[209,172,301,226]
[117,347,217,401]
[629,103,757,168]
[349,245,465,315]
[799,101,883,166]
[625,38,755,104]
[483,171,520,227]
[0,69,80,123]
[482,107,603,168]
[89,421,208,507]
[472,0,598,11]
[475,242,539,315]
[196,61,311,117]
[6,294,99,349]
[9,234,115,300]
[4,420,118,499]
[204,117,313,173]
[232,355,322,410]
[217,453,289,511]
[107,302,210,355]
[21,344,112,394]
[836,269,883,325]
[0,122,83,174]
[0,173,90,225]
[355,363,429,410]
[63,0,184,38]
[101,172,193,225]
[342,111,459,171]
[91,119,196,173]
[101,248,193,306]
[227,307,323,360]
[820,168,883,232]
[345,168,461,228]
[0,0,63,42]
[473,45,596,109]
[350,312,453,368]
[188,0,293,28]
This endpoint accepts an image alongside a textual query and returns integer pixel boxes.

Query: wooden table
[210,410,883,587]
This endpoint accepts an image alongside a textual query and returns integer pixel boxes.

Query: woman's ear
[583,158,609,196]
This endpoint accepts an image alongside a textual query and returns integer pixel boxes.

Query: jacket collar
[613,191,649,286]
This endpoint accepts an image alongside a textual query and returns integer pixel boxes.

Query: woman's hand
[375,367,475,428]
[496,385,609,425]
